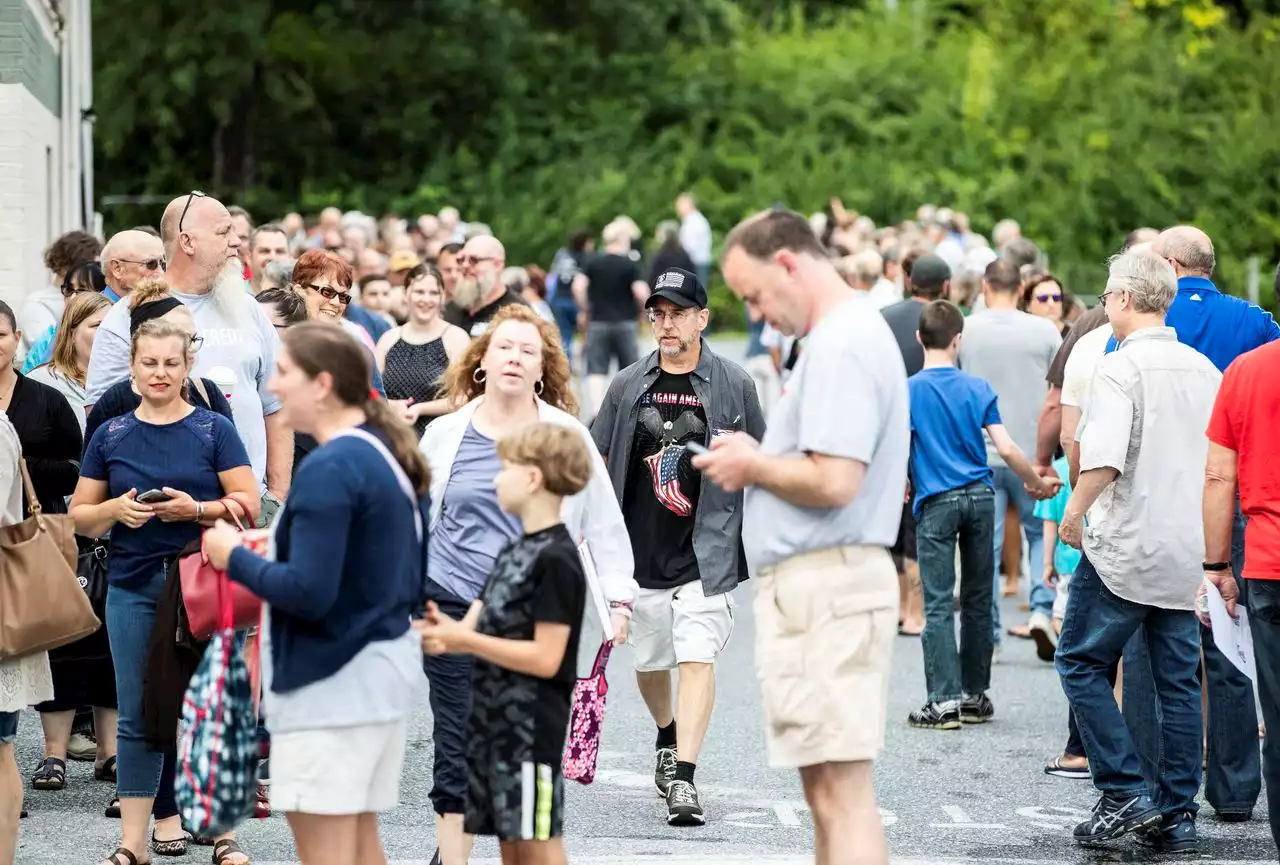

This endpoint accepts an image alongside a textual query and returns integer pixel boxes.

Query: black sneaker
[666,779,706,826]
[1135,812,1198,853]
[1073,794,1161,844]
[429,848,441,865]
[960,692,994,724]
[908,701,961,730]
[654,747,677,797]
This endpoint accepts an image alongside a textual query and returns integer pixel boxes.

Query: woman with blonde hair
[417,304,637,865]
[27,292,112,432]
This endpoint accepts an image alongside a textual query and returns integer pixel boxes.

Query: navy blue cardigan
[227,426,429,693]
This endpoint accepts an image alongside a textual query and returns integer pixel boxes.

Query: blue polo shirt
[1105,276,1280,370]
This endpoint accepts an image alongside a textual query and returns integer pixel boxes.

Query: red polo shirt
[1206,340,1280,579]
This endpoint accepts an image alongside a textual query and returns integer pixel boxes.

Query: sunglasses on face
[304,283,352,305]
[456,255,495,268]
[118,258,167,272]
[178,190,207,233]
[1035,293,1063,303]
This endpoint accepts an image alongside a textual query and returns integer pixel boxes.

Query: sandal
[1044,754,1091,780]
[184,823,216,846]
[31,757,67,790]
[151,830,188,857]
[212,838,249,864]
[99,848,147,865]
[95,755,118,782]
[105,796,121,818]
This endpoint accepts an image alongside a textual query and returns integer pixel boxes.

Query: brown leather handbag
[0,460,101,661]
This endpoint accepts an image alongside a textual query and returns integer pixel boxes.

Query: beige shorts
[754,545,898,769]
[270,718,408,815]
[628,581,734,671]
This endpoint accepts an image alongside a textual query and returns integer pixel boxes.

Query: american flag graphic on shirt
[644,444,693,516]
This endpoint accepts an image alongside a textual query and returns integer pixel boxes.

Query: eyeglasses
[178,190,207,233]
[188,334,205,351]
[647,308,694,325]
[118,258,166,272]
[1035,293,1063,303]
[304,283,352,306]
[456,255,495,268]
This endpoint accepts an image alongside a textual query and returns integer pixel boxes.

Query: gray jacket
[589,340,766,597]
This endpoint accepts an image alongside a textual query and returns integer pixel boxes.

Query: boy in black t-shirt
[416,422,591,863]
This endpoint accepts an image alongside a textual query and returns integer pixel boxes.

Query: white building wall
[0,82,59,316]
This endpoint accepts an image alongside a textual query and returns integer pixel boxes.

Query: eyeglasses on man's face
[118,258,166,272]
[456,255,495,269]
[648,308,695,325]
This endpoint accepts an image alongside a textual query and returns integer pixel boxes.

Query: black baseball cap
[646,267,707,309]
[910,254,952,289]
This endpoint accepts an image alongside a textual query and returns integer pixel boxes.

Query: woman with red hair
[289,249,386,396]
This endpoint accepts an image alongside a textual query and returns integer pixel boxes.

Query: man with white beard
[440,234,527,337]
[86,192,292,516]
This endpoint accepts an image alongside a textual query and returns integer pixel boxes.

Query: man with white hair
[574,221,650,414]
[1055,247,1221,850]
[992,218,1021,252]
[101,229,166,303]
[847,249,896,309]
[86,192,292,513]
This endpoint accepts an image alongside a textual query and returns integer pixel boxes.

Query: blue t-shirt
[908,366,1001,518]
[1033,455,1081,578]
[80,407,252,589]
[426,423,522,603]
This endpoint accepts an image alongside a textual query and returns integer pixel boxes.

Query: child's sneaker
[908,700,961,729]
[960,692,995,724]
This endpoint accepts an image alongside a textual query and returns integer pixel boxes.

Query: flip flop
[1044,755,1091,779]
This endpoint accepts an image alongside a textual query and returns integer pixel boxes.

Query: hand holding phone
[137,489,173,504]
[685,440,708,456]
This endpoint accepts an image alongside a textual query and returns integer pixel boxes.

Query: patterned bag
[563,640,612,784]
[175,571,258,835]
[563,543,617,784]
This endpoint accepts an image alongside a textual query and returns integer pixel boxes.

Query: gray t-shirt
[743,297,910,570]
[85,289,282,488]
[957,309,1061,467]
[426,423,522,603]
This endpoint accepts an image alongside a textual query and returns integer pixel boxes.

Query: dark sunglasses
[1035,293,1063,303]
[178,190,207,233]
[118,258,166,272]
[456,254,495,268]
[304,283,352,305]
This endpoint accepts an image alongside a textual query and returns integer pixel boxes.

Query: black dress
[383,335,450,438]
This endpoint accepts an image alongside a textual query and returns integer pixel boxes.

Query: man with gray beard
[86,192,292,516]
[590,267,765,827]
[440,234,527,337]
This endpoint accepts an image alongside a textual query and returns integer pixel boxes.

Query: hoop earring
[534,379,544,396]
[472,367,487,384]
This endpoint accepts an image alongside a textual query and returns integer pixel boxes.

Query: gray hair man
[992,218,1021,251]
[248,224,289,294]
[86,192,292,512]
[100,229,166,303]
[693,208,908,865]
[1055,247,1221,850]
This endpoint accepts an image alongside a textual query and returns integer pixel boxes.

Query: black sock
[674,760,696,784]
[656,721,677,750]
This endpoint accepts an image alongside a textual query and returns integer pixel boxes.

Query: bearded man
[440,235,527,337]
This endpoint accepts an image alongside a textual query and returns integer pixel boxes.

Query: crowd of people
[0,188,1278,865]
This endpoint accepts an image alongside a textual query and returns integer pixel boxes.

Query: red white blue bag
[175,571,258,835]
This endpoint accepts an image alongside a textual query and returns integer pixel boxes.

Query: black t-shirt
[583,253,643,323]
[469,523,586,764]
[442,289,528,337]
[622,371,706,590]
[881,299,927,377]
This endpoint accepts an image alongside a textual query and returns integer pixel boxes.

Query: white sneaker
[1029,611,1057,663]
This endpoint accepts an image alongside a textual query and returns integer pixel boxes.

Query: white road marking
[929,804,1008,829]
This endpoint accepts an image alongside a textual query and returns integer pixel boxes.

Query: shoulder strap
[576,541,613,642]
[189,377,211,407]
[329,428,423,543]
[18,459,41,519]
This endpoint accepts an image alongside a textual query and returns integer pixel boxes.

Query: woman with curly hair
[417,304,637,865]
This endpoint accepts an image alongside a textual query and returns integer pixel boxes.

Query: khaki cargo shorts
[754,544,898,769]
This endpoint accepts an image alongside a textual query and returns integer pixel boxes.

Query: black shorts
[35,657,117,713]
[585,321,639,376]
[465,757,565,841]
[891,502,917,569]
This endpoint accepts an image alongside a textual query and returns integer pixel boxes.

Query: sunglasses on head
[178,190,207,233]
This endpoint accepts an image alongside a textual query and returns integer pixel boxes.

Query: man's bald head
[454,235,507,311]
[463,234,505,265]
[160,193,241,290]
[1155,226,1214,278]
[102,229,166,294]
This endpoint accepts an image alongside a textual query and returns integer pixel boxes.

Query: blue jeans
[1056,555,1202,817]
[917,483,996,702]
[1247,579,1280,854]
[107,577,168,799]
[550,295,578,363]
[1123,510,1259,815]
[423,591,473,816]
[991,467,1050,642]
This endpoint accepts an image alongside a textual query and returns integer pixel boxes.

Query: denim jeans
[917,483,996,702]
[1056,555,1202,817]
[106,576,168,799]
[423,593,474,817]
[1123,510,1259,815]
[1247,578,1280,854]
[991,466,1050,642]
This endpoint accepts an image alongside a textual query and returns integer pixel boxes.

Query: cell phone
[137,489,172,504]
[685,440,708,456]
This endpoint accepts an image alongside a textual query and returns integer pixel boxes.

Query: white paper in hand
[1204,578,1255,682]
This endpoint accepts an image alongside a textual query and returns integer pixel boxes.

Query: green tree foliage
[95,0,1280,321]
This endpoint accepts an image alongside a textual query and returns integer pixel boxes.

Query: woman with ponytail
[204,321,429,865]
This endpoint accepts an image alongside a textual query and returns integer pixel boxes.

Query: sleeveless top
[383,335,450,438]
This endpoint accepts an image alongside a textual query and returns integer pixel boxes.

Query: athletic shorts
[891,502,917,569]
[628,580,734,671]
[585,321,639,376]
[754,545,898,768]
[270,719,408,815]
[466,759,565,841]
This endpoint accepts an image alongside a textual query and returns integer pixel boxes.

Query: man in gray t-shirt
[957,258,1061,655]
[694,208,907,865]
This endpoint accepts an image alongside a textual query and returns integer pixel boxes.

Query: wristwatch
[1202,561,1230,571]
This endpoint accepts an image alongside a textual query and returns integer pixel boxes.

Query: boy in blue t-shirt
[906,300,1059,730]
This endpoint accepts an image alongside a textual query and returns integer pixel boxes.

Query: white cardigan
[418,398,638,612]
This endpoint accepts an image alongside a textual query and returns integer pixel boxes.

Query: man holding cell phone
[589,267,766,828]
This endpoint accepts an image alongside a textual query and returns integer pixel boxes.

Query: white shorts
[628,580,734,671]
[270,718,409,815]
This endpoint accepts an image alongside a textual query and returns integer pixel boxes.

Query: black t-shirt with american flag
[622,370,706,591]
